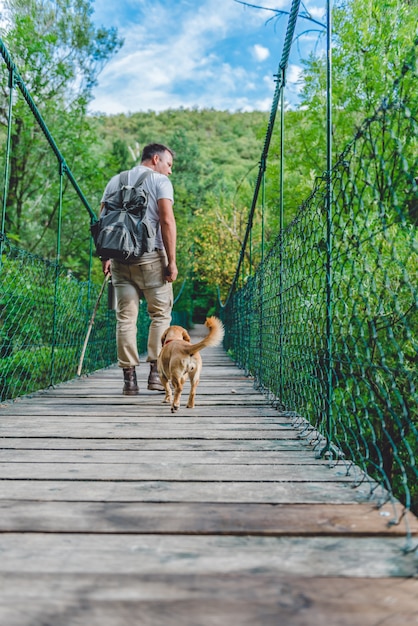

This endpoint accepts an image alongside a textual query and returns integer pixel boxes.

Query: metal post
[261,165,266,265]
[279,67,286,405]
[0,69,15,267]
[249,227,252,276]
[279,68,285,236]
[323,0,334,454]
[259,164,266,383]
[50,161,65,386]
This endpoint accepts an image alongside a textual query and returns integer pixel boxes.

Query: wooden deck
[0,325,417,625]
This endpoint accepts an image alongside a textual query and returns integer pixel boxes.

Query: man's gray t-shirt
[101,165,174,252]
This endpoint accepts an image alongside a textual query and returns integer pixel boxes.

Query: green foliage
[91,107,268,313]
[0,0,122,265]
[0,240,120,401]
[298,0,418,164]
[1,0,123,98]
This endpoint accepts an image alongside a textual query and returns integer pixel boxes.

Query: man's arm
[158,198,178,283]
[99,202,111,276]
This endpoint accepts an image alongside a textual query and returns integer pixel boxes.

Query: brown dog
[157,316,225,412]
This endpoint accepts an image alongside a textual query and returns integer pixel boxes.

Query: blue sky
[90,0,326,115]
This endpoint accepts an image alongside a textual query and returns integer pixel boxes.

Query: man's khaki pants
[111,250,173,368]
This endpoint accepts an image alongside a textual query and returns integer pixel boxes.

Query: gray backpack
[91,169,156,262]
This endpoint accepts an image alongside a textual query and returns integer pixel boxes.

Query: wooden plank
[0,415,287,429]
[0,534,415,577]
[2,382,258,399]
[0,574,416,626]
[0,437,311,451]
[0,427,303,438]
[0,501,415,536]
[0,479,383,504]
[0,417,296,428]
[37,383,264,394]
[0,411,287,420]
[0,462,357,481]
[0,409,299,423]
[0,450,324,464]
[25,389,271,400]
[1,400,269,410]
[1,438,319,450]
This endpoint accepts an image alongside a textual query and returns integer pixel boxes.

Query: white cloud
[287,63,302,86]
[90,0,325,114]
[308,5,326,21]
[253,44,270,62]
[0,0,12,29]
[0,0,324,115]
[92,0,242,113]
[251,96,274,112]
[267,0,291,8]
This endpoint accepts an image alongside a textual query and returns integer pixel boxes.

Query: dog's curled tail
[188,316,225,355]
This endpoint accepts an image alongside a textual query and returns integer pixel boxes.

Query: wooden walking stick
[77,275,109,376]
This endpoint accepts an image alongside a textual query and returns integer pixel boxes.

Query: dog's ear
[161,329,168,345]
[182,329,191,342]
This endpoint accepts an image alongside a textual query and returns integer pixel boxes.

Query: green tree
[0,0,122,263]
[299,0,418,159]
[92,108,268,307]
[258,0,418,244]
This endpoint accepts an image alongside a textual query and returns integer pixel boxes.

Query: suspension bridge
[1,1,417,624]
[0,332,417,625]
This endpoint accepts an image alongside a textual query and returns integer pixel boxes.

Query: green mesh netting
[0,238,152,401]
[222,45,417,516]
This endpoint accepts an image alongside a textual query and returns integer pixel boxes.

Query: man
[100,143,178,395]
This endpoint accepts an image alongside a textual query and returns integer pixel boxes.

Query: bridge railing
[1,240,115,399]
[222,31,417,527]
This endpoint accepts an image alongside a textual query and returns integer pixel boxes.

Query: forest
[1,0,415,320]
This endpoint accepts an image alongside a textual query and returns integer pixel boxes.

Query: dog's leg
[160,374,172,404]
[171,376,185,412]
[186,366,201,409]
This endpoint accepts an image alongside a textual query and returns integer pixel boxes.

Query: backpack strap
[119,168,153,189]
[119,170,129,187]
[132,168,154,188]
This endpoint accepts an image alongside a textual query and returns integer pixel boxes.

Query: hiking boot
[123,366,139,396]
[147,361,164,391]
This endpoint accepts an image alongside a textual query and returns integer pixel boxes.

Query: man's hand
[102,259,111,276]
[165,261,178,283]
